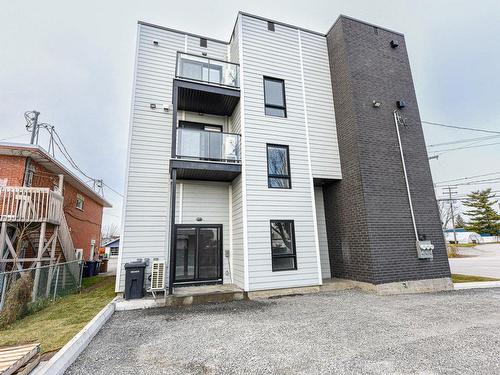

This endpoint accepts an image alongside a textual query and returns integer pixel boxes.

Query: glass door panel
[175,227,196,281]
[197,228,220,280]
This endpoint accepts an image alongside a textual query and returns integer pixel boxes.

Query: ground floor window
[270,220,297,271]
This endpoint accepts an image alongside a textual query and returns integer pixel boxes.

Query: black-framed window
[270,220,297,271]
[264,77,286,117]
[267,144,291,189]
[267,21,275,31]
[200,38,207,47]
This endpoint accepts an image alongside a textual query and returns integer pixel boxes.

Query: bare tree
[101,223,120,243]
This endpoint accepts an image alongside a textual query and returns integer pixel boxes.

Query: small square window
[200,38,207,47]
[270,220,297,271]
[264,77,286,118]
[76,194,84,211]
[268,22,275,31]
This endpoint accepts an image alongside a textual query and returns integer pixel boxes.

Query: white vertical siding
[175,181,231,283]
[229,20,246,289]
[314,186,331,279]
[186,35,227,60]
[240,15,321,290]
[118,23,230,291]
[301,32,341,180]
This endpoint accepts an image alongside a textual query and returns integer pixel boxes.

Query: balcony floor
[170,159,241,182]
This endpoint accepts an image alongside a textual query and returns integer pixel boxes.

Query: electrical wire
[422,120,500,135]
[434,171,500,185]
[427,134,500,148]
[435,178,500,188]
[429,141,500,154]
[102,182,124,197]
[25,112,109,197]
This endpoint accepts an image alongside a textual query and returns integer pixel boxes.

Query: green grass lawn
[0,276,115,353]
[452,274,500,283]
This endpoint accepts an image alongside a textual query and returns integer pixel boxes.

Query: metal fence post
[79,260,84,289]
[53,265,60,300]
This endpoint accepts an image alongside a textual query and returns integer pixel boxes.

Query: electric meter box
[416,240,434,259]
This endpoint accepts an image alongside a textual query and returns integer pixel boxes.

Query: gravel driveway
[66,288,500,375]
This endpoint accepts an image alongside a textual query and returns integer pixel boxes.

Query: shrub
[0,273,33,328]
[447,245,459,258]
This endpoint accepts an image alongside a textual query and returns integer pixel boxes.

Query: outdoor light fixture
[196,217,203,222]
[396,100,406,109]
[150,103,157,109]
[372,100,381,108]
[390,40,399,48]
[153,40,159,46]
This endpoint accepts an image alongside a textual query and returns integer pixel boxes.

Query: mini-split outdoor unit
[148,260,166,299]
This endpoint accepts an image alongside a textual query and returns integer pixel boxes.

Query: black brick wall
[324,16,451,284]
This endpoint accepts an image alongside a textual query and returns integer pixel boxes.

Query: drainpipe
[168,168,177,295]
[393,110,418,241]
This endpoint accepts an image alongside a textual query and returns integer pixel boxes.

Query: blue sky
[1,0,499,227]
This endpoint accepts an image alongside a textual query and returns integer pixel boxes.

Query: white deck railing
[0,187,63,224]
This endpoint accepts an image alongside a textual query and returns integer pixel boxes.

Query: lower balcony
[170,128,241,181]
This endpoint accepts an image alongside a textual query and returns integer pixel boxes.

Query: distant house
[0,142,111,302]
[103,237,120,258]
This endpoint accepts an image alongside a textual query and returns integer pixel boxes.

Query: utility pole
[29,111,40,145]
[443,186,458,244]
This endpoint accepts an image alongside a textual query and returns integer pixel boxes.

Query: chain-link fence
[0,260,83,311]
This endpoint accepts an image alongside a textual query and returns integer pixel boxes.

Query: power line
[435,178,500,188]
[427,135,500,148]
[102,182,124,197]
[434,171,500,185]
[422,120,500,135]
[429,141,500,154]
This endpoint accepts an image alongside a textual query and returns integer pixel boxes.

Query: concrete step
[114,284,245,311]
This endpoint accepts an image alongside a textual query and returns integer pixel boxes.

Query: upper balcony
[176,52,239,89]
[174,52,240,116]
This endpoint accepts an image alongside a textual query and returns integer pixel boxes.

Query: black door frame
[173,224,223,285]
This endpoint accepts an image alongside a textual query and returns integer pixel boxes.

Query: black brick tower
[324,16,451,285]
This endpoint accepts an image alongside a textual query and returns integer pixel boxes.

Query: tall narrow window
[270,220,297,271]
[267,144,291,188]
[264,77,286,117]
[200,38,207,47]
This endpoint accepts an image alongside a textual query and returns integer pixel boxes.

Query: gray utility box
[124,261,146,300]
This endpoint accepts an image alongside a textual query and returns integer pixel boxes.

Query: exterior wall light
[390,40,399,48]
[196,217,203,222]
[372,100,381,108]
[396,100,406,109]
[150,103,157,109]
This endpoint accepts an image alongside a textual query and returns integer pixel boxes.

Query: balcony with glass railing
[176,128,241,163]
[176,52,239,89]
[171,128,241,181]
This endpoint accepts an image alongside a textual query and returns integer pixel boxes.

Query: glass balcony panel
[177,52,239,88]
[176,128,240,162]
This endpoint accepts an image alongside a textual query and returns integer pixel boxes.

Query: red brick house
[0,142,111,268]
